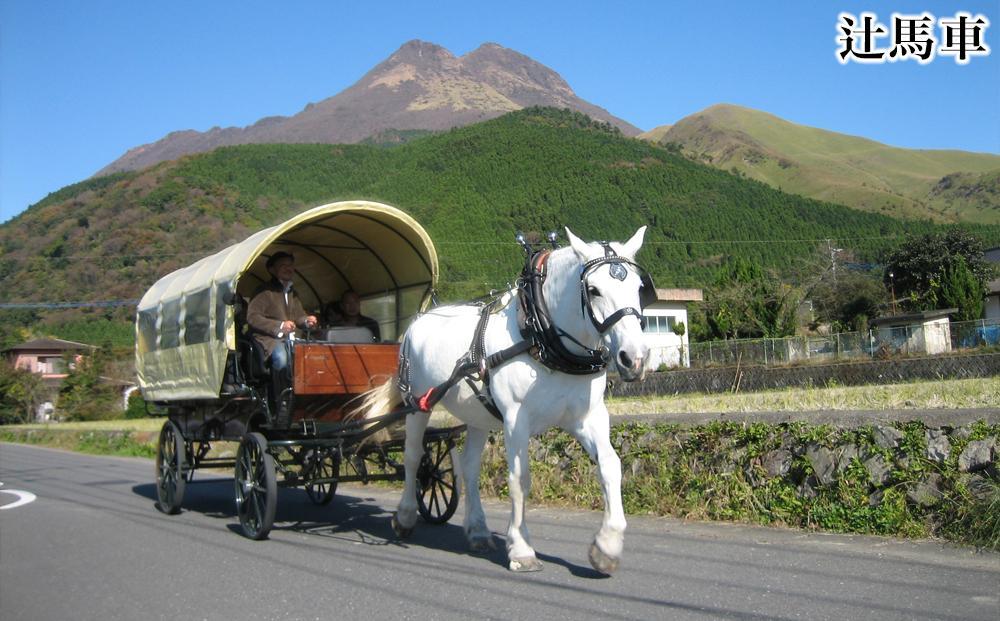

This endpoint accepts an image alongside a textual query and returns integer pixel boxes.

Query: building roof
[870,308,959,327]
[1,338,97,354]
[653,288,704,302]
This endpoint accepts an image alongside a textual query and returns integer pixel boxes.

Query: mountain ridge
[8,108,998,317]
[95,40,640,176]
[640,104,1000,224]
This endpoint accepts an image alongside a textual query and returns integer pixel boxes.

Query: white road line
[0,481,37,510]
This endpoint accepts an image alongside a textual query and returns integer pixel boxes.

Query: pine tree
[937,256,986,321]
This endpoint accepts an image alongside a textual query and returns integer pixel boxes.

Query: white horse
[355,226,650,574]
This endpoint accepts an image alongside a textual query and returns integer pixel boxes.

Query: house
[3,338,95,385]
[869,309,958,356]
[2,338,97,421]
[1,338,134,421]
[642,288,703,369]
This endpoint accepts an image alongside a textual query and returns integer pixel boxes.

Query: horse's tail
[348,378,399,423]
[345,376,402,445]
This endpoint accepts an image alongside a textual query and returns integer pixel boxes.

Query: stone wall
[476,418,999,548]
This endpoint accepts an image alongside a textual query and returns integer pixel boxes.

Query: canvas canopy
[136,200,438,401]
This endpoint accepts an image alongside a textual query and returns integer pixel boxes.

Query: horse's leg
[392,410,430,537]
[460,426,495,553]
[573,405,626,575]
[505,416,542,572]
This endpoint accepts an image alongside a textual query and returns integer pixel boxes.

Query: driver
[247,252,317,418]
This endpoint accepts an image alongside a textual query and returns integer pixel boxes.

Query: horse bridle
[579,243,656,335]
[518,243,655,375]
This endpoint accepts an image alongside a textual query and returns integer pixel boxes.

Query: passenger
[246,252,318,418]
[330,290,381,341]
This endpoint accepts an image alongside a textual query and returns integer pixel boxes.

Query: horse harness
[400,244,654,421]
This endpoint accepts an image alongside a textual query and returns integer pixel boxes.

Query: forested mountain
[96,40,639,176]
[641,104,1000,224]
[3,108,998,346]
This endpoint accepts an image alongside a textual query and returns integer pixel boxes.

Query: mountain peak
[94,40,640,176]
[387,39,455,65]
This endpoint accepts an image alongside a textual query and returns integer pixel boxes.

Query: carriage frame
[138,201,463,539]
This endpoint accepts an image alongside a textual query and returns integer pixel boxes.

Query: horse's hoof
[391,513,414,539]
[508,556,543,572]
[468,536,496,554]
[588,541,620,575]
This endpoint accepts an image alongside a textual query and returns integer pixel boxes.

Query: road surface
[1,442,997,620]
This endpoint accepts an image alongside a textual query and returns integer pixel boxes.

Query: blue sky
[2,0,998,222]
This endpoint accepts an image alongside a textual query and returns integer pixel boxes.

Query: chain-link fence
[647,318,1000,370]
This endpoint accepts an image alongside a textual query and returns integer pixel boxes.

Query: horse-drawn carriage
[137,200,462,539]
[141,198,654,574]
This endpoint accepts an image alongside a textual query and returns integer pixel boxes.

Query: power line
[3,235,910,263]
[0,300,139,309]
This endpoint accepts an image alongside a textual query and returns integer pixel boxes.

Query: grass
[661,104,1000,224]
[10,418,167,432]
[0,427,157,458]
[607,377,1000,415]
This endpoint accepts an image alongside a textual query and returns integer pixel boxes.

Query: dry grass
[4,378,995,435]
[607,377,1000,416]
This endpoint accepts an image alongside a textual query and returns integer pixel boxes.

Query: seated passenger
[328,290,381,341]
[246,252,317,417]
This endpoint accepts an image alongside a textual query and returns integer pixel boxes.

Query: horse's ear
[565,227,591,259]
[622,226,647,258]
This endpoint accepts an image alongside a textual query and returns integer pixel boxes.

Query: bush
[124,392,147,419]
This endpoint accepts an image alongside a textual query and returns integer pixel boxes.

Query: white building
[642,288,703,370]
[869,308,958,356]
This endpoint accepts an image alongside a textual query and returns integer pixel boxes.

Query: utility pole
[827,239,843,284]
[889,271,898,315]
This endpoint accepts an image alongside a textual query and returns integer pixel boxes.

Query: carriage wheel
[234,432,277,540]
[416,439,459,524]
[155,420,187,514]
[305,451,338,506]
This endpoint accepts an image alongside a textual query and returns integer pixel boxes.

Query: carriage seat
[324,326,376,343]
[222,292,269,394]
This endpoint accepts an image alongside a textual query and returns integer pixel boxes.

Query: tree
[884,229,995,312]
[811,270,887,331]
[58,345,119,421]
[938,256,986,321]
[701,257,798,340]
[0,360,44,425]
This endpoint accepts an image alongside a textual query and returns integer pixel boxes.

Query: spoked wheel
[155,420,187,514]
[305,451,338,506]
[416,439,459,524]
[234,432,277,540]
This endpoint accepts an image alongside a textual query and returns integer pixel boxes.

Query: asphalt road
[1,442,998,621]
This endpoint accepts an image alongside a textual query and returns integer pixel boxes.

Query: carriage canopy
[136,200,438,401]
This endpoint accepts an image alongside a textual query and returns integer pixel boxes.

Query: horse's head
[566,226,652,382]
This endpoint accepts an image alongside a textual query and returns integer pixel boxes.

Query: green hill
[641,104,1000,224]
[3,107,998,346]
